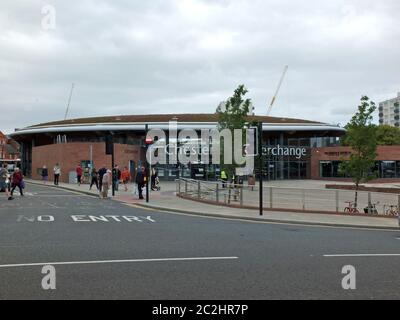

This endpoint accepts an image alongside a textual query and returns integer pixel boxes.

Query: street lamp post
[258,122,264,216]
[145,125,153,203]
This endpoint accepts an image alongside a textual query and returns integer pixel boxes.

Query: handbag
[21,180,25,189]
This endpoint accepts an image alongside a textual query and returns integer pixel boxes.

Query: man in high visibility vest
[221,170,228,189]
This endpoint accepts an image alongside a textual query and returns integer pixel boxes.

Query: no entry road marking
[0,256,239,269]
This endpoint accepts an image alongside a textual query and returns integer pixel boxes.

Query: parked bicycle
[344,201,359,214]
[384,204,399,216]
[364,202,379,215]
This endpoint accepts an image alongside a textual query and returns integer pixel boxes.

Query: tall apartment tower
[379,92,400,126]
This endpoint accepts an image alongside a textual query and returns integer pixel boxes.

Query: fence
[176,178,400,217]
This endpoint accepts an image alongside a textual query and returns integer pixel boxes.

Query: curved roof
[10,113,345,137]
[29,114,324,128]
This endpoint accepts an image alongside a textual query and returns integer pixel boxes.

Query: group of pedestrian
[88,164,131,198]
[40,164,61,186]
[36,161,158,201]
[0,164,25,201]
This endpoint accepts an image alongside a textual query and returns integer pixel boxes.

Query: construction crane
[64,83,75,120]
[267,65,288,116]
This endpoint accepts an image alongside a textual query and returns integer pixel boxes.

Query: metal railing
[176,178,400,216]
[176,178,256,207]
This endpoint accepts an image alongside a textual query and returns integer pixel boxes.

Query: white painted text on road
[17,215,156,223]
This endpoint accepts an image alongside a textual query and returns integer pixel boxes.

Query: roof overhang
[10,122,345,137]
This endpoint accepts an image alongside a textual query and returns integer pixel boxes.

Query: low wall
[326,184,400,194]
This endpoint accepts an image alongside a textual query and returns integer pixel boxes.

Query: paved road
[0,184,400,300]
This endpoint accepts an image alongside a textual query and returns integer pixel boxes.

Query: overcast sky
[1,0,399,134]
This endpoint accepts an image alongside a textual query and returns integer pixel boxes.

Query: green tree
[339,96,377,208]
[216,85,252,178]
[376,125,400,145]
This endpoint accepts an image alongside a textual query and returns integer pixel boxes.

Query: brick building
[0,131,20,167]
[312,146,400,182]
[9,114,346,183]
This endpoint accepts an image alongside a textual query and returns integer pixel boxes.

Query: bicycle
[364,202,379,215]
[344,201,359,214]
[384,204,399,216]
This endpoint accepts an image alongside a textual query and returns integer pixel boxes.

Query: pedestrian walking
[10,168,24,197]
[121,167,131,192]
[0,164,13,200]
[41,165,48,184]
[151,168,160,191]
[112,165,121,192]
[98,165,107,195]
[76,164,83,186]
[135,167,146,200]
[90,167,99,190]
[53,163,61,186]
[101,169,112,199]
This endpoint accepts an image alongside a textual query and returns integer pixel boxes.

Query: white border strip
[0,256,239,268]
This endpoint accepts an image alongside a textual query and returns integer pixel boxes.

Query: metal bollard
[216,183,219,203]
[398,195,400,227]
[335,190,339,213]
[302,189,306,211]
[368,192,372,214]
[270,187,273,209]
[197,181,201,199]
[240,187,243,206]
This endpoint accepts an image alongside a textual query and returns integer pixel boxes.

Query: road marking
[0,256,239,269]
[27,181,400,233]
[324,254,400,258]
[126,204,400,233]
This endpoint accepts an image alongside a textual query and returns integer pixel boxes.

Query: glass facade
[320,161,344,178]
[152,136,343,181]
[320,160,400,179]
[266,160,308,180]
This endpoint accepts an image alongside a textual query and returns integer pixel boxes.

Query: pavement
[1,183,400,300]
[24,179,400,230]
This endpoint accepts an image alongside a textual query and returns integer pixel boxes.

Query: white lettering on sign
[262,145,307,159]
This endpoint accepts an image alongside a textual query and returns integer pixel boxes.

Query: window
[381,161,396,178]
[320,161,345,178]
[320,161,332,178]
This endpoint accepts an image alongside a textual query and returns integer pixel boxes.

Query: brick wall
[32,142,143,183]
[311,145,400,182]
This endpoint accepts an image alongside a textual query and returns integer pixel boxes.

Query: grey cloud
[0,0,399,133]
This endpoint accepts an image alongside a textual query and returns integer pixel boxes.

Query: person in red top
[76,164,83,186]
[11,168,24,197]
[121,167,131,192]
